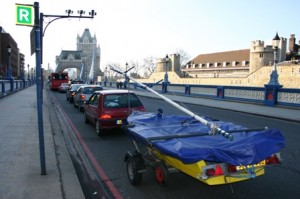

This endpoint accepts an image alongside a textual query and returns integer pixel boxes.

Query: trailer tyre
[155,163,168,186]
[127,156,143,185]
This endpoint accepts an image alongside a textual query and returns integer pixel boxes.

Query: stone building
[287,34,300,61]
[182,34,288,78]
[0,26,20,79]
[142,34,300,88]
[156,54,181,73]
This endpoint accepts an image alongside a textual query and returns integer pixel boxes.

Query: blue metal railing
[0,79,35,98]
[2,78,299,109]
[95,81,300,108]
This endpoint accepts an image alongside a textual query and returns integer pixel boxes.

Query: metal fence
[0,79,35,98]
[96,81,300,108]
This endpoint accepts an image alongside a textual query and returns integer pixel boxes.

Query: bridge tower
[55,28,102,80]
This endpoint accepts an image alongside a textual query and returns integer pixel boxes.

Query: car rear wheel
[78,102,83,112]
[96,120,103,136]
[84,112,89,124]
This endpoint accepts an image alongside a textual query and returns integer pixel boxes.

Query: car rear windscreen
[104,93,142,108]
[83,87,103,94]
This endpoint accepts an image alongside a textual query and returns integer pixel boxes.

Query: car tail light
[80,94,86,100]
[100,114,112,119]
[265,153,281,165]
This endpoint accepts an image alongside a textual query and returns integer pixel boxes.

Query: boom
[110,66,234,140]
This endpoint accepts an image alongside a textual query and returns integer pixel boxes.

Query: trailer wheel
[127,156,143,185]
[155,163,168,185]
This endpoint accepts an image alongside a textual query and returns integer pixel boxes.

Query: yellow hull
[152,148,265,185]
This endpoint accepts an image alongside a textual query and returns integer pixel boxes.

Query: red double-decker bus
[49,72,69,91]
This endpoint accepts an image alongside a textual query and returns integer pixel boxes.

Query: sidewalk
[0,85,84,199]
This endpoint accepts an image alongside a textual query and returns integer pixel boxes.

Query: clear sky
[1,0,299,71]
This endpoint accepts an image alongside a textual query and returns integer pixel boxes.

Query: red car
[83,90,146,136]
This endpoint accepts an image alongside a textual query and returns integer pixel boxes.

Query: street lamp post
[124,62,128,89]
[20,58,24,80]
[27,64,30,80]
[264,32,283,106]
[268,32,281,85]
[163,54,169,93]
[31,2,97,175]
[40,9,97,66]
[31,68,33,81]
[164,54,169,83]
[104,66,107,86]
[20,58,25,88]
[6,45,12,80]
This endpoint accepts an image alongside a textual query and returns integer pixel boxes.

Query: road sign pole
[34,1,46,175]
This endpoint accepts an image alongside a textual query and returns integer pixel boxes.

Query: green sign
[16,4,34,26]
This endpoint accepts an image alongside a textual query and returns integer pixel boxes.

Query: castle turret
[277,36,287,62]
[250,40,273,73]
[156,54,180,73]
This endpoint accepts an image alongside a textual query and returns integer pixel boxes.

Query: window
[242,61,247,66]
[104,93,142,108]
[259,53,263,58]
[89,93,99,106]
[52,73,68,80]
[83,87,103,94]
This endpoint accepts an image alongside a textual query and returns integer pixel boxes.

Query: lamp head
[66,9,73,16]
[272,32,280,49]
[89,10,96,17]
[165,54,169,62]
[7,45,11,54]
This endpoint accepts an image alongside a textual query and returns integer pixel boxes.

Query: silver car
[73,85,104,111]
[58,83,70,93]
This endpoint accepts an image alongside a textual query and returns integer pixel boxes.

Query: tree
[173,48,190,67]
[128,60,142,78]
[143,56,156,78]
[105,62,122,81]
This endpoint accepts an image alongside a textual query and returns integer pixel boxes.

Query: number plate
[116,120,123,125]
[236,160,266,170]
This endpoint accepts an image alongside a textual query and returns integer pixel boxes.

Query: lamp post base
[264,84,282,106]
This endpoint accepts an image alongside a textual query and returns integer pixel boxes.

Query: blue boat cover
[126,111,285,166]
